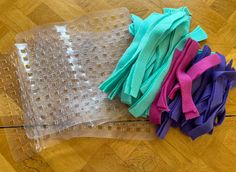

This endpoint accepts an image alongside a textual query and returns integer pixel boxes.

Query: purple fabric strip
[149,39,192,124]
[156,46,212,138]
[156,48,236,139]
[174,40,200,120]
[150,39,221,125]
[169,54,222,99]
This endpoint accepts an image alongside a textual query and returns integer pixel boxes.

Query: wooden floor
[1,0,236,171]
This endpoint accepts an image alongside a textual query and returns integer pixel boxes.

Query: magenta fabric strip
[148,50,180,124]
[149,39,197,124]
[174,39,200,120]
[168,54,222,99]
[156,50,181,112]
[150,39,222,124]
[168,53,221,120]
[156,50,236,139]
[149,39,192,124]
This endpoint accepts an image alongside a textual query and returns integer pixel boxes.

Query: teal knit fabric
[99,7,208,117]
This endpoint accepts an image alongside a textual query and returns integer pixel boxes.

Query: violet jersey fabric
[156,45,236,139]
[150,39,221,125]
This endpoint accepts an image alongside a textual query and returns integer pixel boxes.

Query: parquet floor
[1,0,236,171]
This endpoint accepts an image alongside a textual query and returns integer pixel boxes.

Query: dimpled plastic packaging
[15,8,133,139]
[0,8,156,161]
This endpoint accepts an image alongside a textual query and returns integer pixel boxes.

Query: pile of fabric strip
[100,7,236,139]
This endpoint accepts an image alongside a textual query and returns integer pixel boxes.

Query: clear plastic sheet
[15,7,132,139]
[1,107,155,161]
[0,50,155,161]
[0,8,155,161]
[2,7,234,162]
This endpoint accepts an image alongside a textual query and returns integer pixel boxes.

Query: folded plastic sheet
[14,8,134,139]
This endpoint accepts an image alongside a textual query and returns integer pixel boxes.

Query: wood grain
[0,0,236,171]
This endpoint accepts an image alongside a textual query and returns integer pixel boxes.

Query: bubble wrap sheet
[14,8,132,139]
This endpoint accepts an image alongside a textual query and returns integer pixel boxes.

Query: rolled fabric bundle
[100,7,208,117]
[156,45,236,139]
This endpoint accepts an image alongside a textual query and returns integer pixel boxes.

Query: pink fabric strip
[168,54,222,100]
[149,39,193,124]
[149,39,222,124]
[157,50,182,111]
[149,50,181,124]
[175,40,200,120]
[148,50,180,124]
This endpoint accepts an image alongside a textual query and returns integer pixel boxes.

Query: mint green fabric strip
[121,13,175,102]
[163,7,191,15]
[125,13,190,103]
[99,7,208,118]
[128,12,189,98]
[123,13,174,96]
[129,28,208,117]
[129,14,143,36]
[108,71,128,100]
[99,13,165,93]
[129,37,191,117]
[140,25,207,94]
